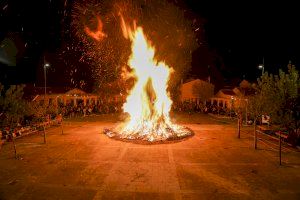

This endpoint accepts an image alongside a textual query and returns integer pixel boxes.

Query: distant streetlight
[258,64,264,75]
[258,57,264,76]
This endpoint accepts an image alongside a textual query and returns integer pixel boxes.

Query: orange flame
[112,15,192,141]
[84,16,107,41]
[119,12,137,40]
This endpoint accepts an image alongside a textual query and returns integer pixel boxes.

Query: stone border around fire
[102,127,195,145]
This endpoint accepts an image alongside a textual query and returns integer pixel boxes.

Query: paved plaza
[0,115,300,199]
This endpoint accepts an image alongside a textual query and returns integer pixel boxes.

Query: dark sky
[0,0,299,88]
[186,1,299,84]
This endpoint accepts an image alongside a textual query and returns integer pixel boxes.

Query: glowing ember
[84,16,107,41]
[105,18,192,142]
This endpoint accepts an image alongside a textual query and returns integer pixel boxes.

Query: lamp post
[43,61,50,144]
[230,96,234,118]
[258,57,264,76]
[258,64,264,76]
[44,62,50,103]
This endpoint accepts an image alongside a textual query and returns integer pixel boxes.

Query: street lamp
[43,61,50,144]
[230,96,234,118]
[258,57,264,76]
[258,64,264,75]
[44,62,50,104]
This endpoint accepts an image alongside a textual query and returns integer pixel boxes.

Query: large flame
[105,17,192,142]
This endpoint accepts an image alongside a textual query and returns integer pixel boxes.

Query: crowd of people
[172,101,236,117]
[58,101,124,118]
[57,100,237,117]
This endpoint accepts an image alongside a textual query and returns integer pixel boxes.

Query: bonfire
[104,17,193,142]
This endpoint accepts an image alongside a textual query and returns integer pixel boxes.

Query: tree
[232,97,248,139]
[247,92,266,148]
[247,64,300,147]
[0,84,27,158]
[270,65,300,146]
[247,73,274,149]
[0,84,27,124]
[28,102,58,144]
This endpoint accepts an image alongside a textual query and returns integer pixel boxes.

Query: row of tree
[243,64,299,146]
[0,83,57,130]
[1,83,62,158]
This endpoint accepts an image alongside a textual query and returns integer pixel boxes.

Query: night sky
[187,1,299,86]
[0,0,299,89]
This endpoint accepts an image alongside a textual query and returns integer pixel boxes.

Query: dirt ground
[0,114,299,200]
